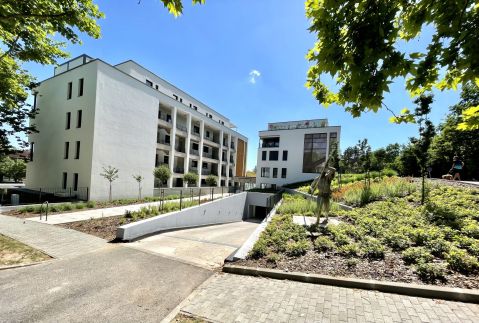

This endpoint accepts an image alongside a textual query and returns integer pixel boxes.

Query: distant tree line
[339,83,479,180]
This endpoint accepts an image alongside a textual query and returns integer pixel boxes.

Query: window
[202,162,208,169]
[281,168,287,178]
[66,112,71,129]
[64,142,69,159]
[206,130,210,138]
[192,160,198,168]
[303,133,327,173]
[165,135,170,144]
[203,146,209,153]
[209,114,212,119]
[189,103,192,108]
[155,85,159,90]
[73,173,79,191]
[260,167,270,178]
[75,141,80,159]
[269,151,279,161]
[192,142,199,150]
[78,78,84,96]
[262,151,267,161]
[62,172,67,189]
[173,94,178,100]
[273,168,278,178]
[155,154,159,166]
[77,110,82,128]
[179,98,183,103]
[67,82,72,99]
[30,142,34,161]
[164,155,169,164]
[283,150,288,161]
[193,105,198,111]
[146,79,153,87]
[193,125,200,134]
[261,137,279,148]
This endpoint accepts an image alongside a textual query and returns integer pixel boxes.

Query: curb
[223,264,479,304]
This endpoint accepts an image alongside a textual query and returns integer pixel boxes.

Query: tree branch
[0,11,74,21]
[0,34,21,61]
[382,102,397,117]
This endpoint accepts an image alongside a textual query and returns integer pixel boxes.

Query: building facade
[26,55,248,201]
[256,119,340,188]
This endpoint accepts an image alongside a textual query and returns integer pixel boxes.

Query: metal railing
[157,139,171,146]
[158,114,172,123]
[190,149,199,156]
[174,167,185,174]
[39,201,49,221]
[152,186,236,209]
[176,123,187,132]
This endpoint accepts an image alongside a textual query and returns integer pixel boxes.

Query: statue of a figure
[309,160,336,225]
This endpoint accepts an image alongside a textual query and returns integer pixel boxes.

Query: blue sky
[25,0,460,170]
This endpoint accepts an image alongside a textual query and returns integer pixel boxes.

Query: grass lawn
[240,180,479,289]
[0,234,51,267]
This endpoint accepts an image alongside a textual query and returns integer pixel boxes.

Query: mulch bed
[237,250,479,289]
[56,216,124,241]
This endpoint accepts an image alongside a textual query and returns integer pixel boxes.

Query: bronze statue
[309,159,336,225]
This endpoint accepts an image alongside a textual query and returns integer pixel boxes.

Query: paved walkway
[0,214,105,259]
[128,221,260,269]
[182,273,479,323]
[26,193,232,225]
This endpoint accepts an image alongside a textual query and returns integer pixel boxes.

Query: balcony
[190,148,199,156]
[201,169,211,176]
[176,123,187,133]
[174,167,185,174]
[230,142,235,150]
[175,145,185,153]
[157,138,171,146]
[158,114,172,127]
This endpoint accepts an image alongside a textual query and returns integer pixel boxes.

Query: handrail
[39,201,49,221]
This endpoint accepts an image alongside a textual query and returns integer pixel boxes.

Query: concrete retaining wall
[245,192,274,208]
[117,192,247,241]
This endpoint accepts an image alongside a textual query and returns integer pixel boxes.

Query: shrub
[415,262,447,282]
[462,219,479,239]
[75,203,85,210]
[205,175,218,187]
[60,203,72,211]
[346,258,359,268]
[314,236,336,252]
[250,237,268,259]
[266,253,280,264]
[360,237,385,259]
[446,247,479,274]
[338,243,360,257]
[86,201,96,208]
[48,205,59,212]
[402,247,433,264]
[384,232,411,251]
[426,239,452,257]
[285,240,310,257]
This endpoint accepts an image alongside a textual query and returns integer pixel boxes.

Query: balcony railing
[174,167,184,174]
[201,169,211,175]
[261,142,279,148]
[158,113,172,123]
[157,139,171,146]
[190,149,199,156]
[176,123,187,132]
[175,145,185,153]
[204,136,220,144]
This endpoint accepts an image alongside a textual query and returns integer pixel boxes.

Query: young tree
[153,165,171,187]
[410,94,435,205]
[132,174,143,200]
[0,1,104,157]
[205,175,217,187]
[100,166,119,202]
[183,172,198,187]
[0,157,26,182]
[304,1,479,130]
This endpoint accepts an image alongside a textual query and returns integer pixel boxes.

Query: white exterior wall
[88,62,158,201]
[26,61,98,193]
[256,125,341,187]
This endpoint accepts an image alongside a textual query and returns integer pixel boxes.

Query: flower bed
[239,184,479,289]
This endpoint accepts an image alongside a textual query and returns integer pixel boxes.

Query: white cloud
[249,69,261,84]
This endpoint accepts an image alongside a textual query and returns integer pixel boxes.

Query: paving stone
[181,273,479,323]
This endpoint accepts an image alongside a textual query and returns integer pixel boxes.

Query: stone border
[223,264,479,304]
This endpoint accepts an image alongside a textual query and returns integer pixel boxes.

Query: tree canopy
[0,0,103,156]
[304,0,479,128]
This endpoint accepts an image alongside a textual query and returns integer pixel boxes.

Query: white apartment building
[256,119,340,188]
[26,54,248,201]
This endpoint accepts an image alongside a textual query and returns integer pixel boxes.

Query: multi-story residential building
[25,54,248,201]
[256,119,340,188]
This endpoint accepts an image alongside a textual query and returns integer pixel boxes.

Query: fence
[153,186,236,202]
[0,187,89,205]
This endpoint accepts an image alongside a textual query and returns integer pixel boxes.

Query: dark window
[164,155,169,164]
[179,98,183,103]
[78,78,84,96]
[269,151,279,161]
[281,168,287,178]
[30,142,34,161]
[62,172,67,189]
[261,137,279,148]
[173,94,178,100]
[146,79,153,87]
[202,162,208,169]
[155,85,159,90]
[155,154,159,166]
[77,110,82,128]
[67,82,72,99]
[64,142,69,159]
[203,146,209,153]
[66,112,71,129]
[75,141,80,159]
[209,114,212,119]
[165,135,170,144]
[273,168,278,178]
[192,142,199,150]
[303,133,327,173]
[193,106,198,110]
[73,173,79,191]
[262,151,267,160]
[206,131,210,138]
[283,150,288,161]
[260,167,270,178]
[194,125,200,134]
[192,160,198,168]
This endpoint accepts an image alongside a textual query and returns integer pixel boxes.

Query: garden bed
[239,183,479,289]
